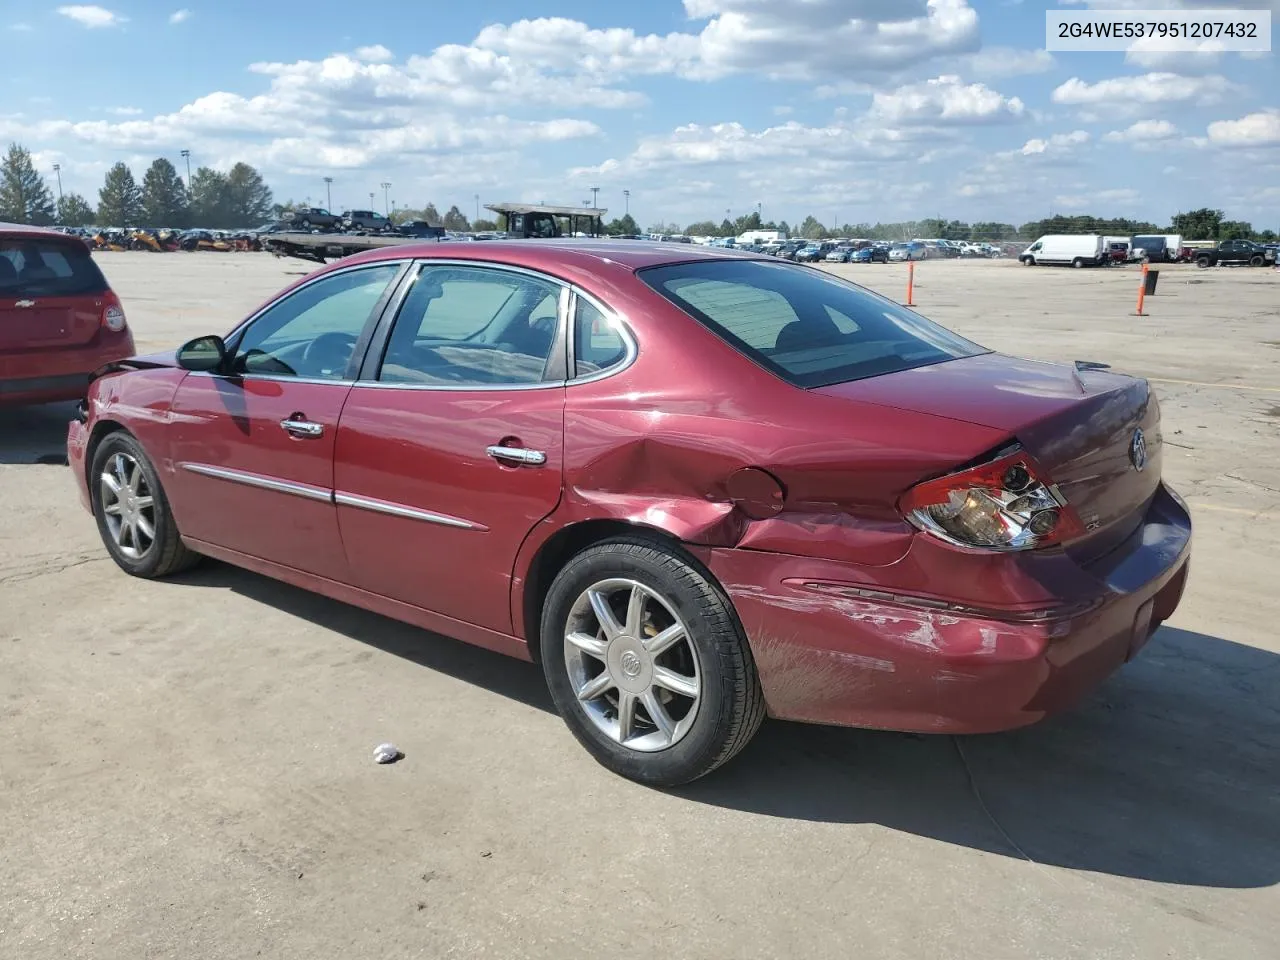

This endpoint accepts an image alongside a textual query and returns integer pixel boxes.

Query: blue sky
[3,0,1277,228]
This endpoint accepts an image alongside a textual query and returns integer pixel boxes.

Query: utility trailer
[261,231,427,264]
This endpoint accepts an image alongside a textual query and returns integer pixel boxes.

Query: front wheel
[90,432,200,578]
[1022,257,1035,266]
[540,537,765,786]
[300,219,312,229]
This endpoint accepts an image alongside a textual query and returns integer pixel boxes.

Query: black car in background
[396,221,447,239]
[286,207,342,230]
[1130,236,1168,262]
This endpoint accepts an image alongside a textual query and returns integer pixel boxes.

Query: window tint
[0,238,108,297]
[573,298,627,377]
[232,264,400,379]
[640,259,986,389]
[379,265,562,386]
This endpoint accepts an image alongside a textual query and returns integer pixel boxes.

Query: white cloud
[56,5,125,28]
[1207,110,1280,146]
[353,44,394,63]
[168,8,191,24]
[1103,119,1179,142]
[105,106,144,116]
[963,46,1055,78]
[1052,72,1236,107]
[869,75,1026,125]
[1015,130,1090,156]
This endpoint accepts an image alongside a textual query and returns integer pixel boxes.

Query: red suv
[1,225,134,406]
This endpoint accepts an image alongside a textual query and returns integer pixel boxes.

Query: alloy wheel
[99,452,156,559]
[563,578,701,752]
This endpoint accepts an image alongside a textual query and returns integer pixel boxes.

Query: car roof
[341,238,765,274]
[0,222,81,242]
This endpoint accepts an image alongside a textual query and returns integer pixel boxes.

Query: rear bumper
[710,483,1191,734]
[0,335,134,406]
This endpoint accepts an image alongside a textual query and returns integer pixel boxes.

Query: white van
[1019,234,1105,268]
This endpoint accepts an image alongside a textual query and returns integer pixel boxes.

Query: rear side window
[0,238,108,297]
[573,298,627,377]
[640,259,986,388]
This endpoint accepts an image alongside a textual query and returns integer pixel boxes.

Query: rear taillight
[101,292,126,332]
[899,446,1084,551]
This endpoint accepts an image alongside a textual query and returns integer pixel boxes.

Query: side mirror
[177,335,228,373]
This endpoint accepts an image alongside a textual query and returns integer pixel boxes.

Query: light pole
[180,149,191,186]
[369,192,375,209]
[624,189,630,217]
[590,186,599,208]
[380,182,391,216]
[52,163,63,201]
[474,193,480,223]
[323,177,333,210]
[756,201,762,222]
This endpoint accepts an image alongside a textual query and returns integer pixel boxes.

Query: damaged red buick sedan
[68,241,1190,785]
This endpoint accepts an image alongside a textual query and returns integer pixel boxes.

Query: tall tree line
[0,143,274,228]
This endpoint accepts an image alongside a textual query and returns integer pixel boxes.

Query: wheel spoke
[126,460,142,495]
[652,666,698,699]
[624,584,645,636]
[587,588,623,641]
[101,473,122,497]
[136,513,155,541]
[644,623,684,657]
[103,501,122,516]
[576,671,614,702]
[642,690,676,741]
[120,518,136,549]
[566,630,608,661]
[616,691,637,742]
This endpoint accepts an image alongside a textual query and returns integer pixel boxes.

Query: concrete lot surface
[2,253,1277,959]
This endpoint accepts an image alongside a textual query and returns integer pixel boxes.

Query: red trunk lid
[0,294,104,350]
[815,353,1162,560]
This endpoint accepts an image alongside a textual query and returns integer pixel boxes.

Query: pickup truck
[286,207,342,230]
[1193,239,1277,268]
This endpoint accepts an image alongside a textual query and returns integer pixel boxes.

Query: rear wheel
[1071,258,1084,269]
[91,433,200,579]
[1250,255,1264,267]
[300,218,312,229]
[540,537,764,786]
[1197,255,1211,268]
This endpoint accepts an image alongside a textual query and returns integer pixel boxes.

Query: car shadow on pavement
[0,401,76,465]
[172,560,1278,890]
[678,626,1280,890]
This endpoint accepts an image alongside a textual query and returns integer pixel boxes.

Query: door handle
[486,445,546,466]
[280,418,325,438]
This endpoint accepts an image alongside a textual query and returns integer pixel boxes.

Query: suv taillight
[899,446,1084,551]
[101,292,127,332]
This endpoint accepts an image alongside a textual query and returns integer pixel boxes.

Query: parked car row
[1020,233,1278,269]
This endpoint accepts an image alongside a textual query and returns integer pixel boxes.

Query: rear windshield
[639,259,986,388]
[0,237,108,297]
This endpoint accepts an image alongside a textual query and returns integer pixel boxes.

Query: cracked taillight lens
[900,447,1084,551]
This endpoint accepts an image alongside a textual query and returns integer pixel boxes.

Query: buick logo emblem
[620,651,643,678]
[1130,428,1147,472]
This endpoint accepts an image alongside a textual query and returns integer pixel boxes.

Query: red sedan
[67,241,1190,785]
[2,225,134,406]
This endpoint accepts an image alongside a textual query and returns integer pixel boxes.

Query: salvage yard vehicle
[1019,234,1105,268]
[1193,239,1276,268]
[1,224,134,406]
[287,207,342,230]
[888,241,925,261]
[342,210,394,232]
[851,244,890,263]
[68,241,1191,786]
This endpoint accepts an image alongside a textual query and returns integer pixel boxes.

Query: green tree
[141,157,188,227]
[684,220,719,236]
[604,213,639,235]
[421,203,442,226]
[188,167,229,227]
[972,221,1018,241]
[718,217,734,236]
[1171,208,1223,241]
[441,205,470,231]
[733,211,763,234]
[1259,229,1277,243]
[472,218,498,232]
[0,143,56,224]
[776,220,790,238]
[1217,220,1253,241]
[798,215,827,240]
[224,162,273,225]
[57,192,95,227]
[97,162,143,226]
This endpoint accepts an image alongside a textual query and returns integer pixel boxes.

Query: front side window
[640,259,986,389]
[231,264,401,379]
[378,265,562,386]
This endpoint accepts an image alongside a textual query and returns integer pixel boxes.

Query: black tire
[1022,257,1035,266]
[1250,255,1264,267]
[1197,255,1211,268]
[300,218,312,229]
[540,536,765,786]
[90,432,200,579]
[1071,258,1084,269]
